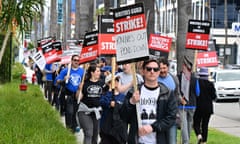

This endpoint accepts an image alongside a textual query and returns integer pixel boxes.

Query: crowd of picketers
[31,55,216,144]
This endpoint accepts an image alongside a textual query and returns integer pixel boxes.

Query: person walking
[177,56,198,144]
[99,74,126,144]
[77,62,104,144]
[158,57,181,144]
[57,55,84,133]
[193,67,217,144]
[120,58,177,144]
[115,63,144,144]
[44,63,55,103]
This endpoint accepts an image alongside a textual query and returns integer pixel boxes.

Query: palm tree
[0,0,44,64]
[49,0,57,38]
[75,0,94,39]
[176,0,194,73]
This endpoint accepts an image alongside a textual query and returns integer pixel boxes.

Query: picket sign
[113,2,149,128]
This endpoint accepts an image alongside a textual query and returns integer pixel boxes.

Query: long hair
[84,62,99,82]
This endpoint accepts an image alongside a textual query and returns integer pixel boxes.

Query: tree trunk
[41,8,45,38]
[50,0,57,38]
[135,0,154,39]
[33,18,38,47]
[104,0,110,15]
[75,0,93,39]
[176,0,194,74]
[67,0,71,40]
[0,30,11,64]
[62,0,67,49]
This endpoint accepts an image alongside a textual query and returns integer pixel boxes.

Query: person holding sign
[77,62,104,144]
[120,58,177,144]
[57,55,84,133]
[99,74,126,144]
[115,63,143,144]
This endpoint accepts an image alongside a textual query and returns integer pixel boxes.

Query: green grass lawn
[0,82,77,144]
[177,128,240,144]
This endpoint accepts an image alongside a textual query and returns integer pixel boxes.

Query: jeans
[78,111,99,144]
[167,123,177,144]
[179,109,195,144]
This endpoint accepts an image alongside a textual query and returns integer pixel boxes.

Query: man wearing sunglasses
[120,58,177,144]
[57,55,84,133]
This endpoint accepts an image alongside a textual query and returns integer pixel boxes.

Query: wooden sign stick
[131,62,142,128]
[65,63,71,84]
[77,63,88,103]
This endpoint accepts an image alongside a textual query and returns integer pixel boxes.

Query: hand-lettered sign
[113,3,149,64]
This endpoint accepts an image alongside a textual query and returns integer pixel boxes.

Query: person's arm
[100,91,112,108]
[117,80,133,93]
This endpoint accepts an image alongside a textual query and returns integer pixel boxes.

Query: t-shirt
[58,67,84,92]
[139,85,159,144]
[116,72,144,95]
[158,73,176,91]
[81,80,104,108]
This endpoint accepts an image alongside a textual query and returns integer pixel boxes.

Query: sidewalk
[209,114,240,137]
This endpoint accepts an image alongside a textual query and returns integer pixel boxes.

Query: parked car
[210,69,240,101]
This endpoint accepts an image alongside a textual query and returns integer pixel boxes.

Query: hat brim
[198,73,209,76]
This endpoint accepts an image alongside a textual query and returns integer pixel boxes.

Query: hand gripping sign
[113,2,149,128]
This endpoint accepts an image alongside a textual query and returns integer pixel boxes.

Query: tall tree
[75,0,94,39]
[0,0,44,64]
[49,0,57,38]
[62,0,67,48]
[66,0,71,40]
[176,0,194,73]
[104,0,110,15]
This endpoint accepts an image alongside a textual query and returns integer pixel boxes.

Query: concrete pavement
[209,114,240,137]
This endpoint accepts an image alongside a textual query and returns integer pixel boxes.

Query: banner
[79,31,98,64]
[186,20,211,50]
[197,51,218,67]
[148,34,172,52]
[31,51,46,71]
[113,3,149,64]
[98,15,116,55]
[52,41,62,62]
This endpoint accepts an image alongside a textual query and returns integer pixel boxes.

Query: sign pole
[131,62,142,127]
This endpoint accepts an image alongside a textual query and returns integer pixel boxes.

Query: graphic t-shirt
[139,85,159,144]
[58,67,84,92]
[81,80,104,108]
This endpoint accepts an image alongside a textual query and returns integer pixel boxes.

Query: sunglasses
[72,59,79,62]
[145,67,160,72]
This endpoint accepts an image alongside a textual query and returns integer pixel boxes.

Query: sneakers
[197,134,202,144]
